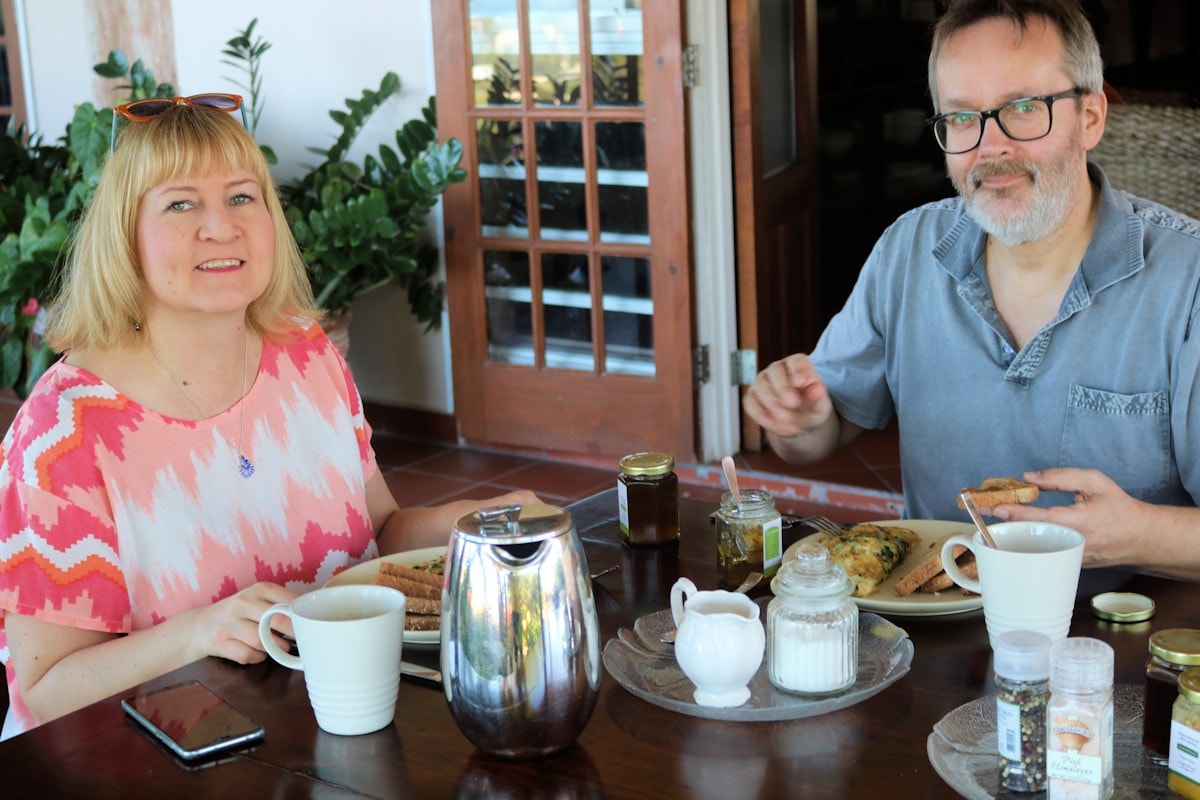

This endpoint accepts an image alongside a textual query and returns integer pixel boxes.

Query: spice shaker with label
[1168,668,1200,799]
[1046,637,1114,800]
[993,630,1052,792]
[617,452,680,547]
[1142,628,1200,755]
[767,541,858,696]
[713,489,782,587]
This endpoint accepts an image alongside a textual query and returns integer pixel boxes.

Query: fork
[796,515,846,536]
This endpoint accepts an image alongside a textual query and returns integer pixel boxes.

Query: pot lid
[454,503,574,544]
[773,541,854,599]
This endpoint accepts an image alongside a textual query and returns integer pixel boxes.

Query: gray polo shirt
[811,163,1200,521]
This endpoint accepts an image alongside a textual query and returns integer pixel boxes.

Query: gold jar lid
[1180,668,1200,705]
[619,452,674,477]
[1089,592,1155,623]
[1149,628,1200,665]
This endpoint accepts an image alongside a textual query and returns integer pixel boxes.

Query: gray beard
[952,156,1078,246]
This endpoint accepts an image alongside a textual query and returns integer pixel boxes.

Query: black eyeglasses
[926,89,1084,154]
[110,93,247,153]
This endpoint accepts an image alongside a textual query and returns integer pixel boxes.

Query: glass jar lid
[773,541,854,599]
[1149,628,1200,666]
[1090,591,1155,623]
[1180,668,1200,705]
[619,452,675,477]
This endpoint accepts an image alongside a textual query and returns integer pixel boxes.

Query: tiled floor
[0,392,904,521]
[374,424,904,523]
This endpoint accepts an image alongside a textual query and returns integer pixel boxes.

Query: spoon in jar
[722,455,742,510]
[959,491,999,549]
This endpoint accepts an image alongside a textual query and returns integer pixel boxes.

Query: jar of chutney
[1143,628,1200,755]
[713,489,782,588]
[617,452,680,546]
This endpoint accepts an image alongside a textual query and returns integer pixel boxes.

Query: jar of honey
[1143,629,1200,755]
[617,452,679,546]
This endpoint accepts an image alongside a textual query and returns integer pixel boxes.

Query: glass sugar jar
[1143,628,1200,755]
[617,452,680,546]
[766,541,858,696]
[714,489,783,588]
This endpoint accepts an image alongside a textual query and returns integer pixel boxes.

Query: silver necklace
[148,333,255,479]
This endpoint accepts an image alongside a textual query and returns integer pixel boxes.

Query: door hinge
[693,344,710,387]
[731,350,758,386]
[682,44,700,89]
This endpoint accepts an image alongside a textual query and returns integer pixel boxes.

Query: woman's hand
[187,581,298,664]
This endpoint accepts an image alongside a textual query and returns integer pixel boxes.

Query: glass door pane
[590,0,644,106]
[535,120,587,241]
[471,0,522,106]
[477,118,529,238]
[542,252,593,370]
[601,255,653,375]
[529,0,582,106]
[595,121,649,244]
[484,249,534,365]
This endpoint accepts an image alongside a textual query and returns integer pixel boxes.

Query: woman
[0,96,534,739]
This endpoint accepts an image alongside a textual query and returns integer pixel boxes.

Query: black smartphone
[121,680,265,762]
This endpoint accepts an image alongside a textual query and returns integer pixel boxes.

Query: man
[744,0,1200,580]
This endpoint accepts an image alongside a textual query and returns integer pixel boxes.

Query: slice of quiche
[823,523,921,597]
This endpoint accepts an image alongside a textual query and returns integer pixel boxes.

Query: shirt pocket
[1059,384,1171,497]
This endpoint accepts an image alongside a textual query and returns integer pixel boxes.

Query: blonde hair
[46,105,321,351]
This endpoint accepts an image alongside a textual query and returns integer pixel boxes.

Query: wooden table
[0,489,1191,798]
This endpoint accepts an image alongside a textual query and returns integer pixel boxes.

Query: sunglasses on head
[110,93,247,152]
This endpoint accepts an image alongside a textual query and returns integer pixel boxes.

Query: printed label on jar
[1172,719,1200,784]
[763,515,782,573]
[997,698,1021,760]
[1047,712,1103,785]
[617,480,630,536]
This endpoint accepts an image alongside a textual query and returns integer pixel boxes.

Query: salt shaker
[1046,637,1114,800]
[993,630,1052,792]
[767,541,857,696]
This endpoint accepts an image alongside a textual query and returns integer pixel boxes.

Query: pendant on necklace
[238,454,255,479]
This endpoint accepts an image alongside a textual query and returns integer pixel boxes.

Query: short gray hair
[928,0,1104,111]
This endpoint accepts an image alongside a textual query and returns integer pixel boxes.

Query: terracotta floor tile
[493,460,615,500]
[373,437,454,470]
[414,449,535,483]
[384,468,476,507]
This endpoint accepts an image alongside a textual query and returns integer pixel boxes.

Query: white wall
[17,0,455,413]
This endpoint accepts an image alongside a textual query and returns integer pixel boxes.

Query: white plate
[324,547,445,646]
[782,520,982,618]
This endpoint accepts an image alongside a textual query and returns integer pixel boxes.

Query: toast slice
[957,477,1039,509]
[894,543,963,597]
[918,551,978,593]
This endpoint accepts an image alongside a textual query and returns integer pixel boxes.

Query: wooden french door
[433,0,694,459]
[729,0,820,450]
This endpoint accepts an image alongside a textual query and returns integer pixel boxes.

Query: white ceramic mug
[670,577,765,708]
[941,522,1084,647]
[259,584,407,735]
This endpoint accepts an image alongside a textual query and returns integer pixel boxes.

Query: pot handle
[670,577,697,627]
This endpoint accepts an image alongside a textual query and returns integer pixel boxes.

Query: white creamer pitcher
[670,577,765,707]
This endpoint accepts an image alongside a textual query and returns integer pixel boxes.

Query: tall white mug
[941,522,1084,647]
[259,584,406,735]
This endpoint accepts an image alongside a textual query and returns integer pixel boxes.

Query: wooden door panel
[434,0,694,459]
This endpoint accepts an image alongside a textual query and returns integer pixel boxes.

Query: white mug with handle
[259,584,407,736]
[941,521,1084,647]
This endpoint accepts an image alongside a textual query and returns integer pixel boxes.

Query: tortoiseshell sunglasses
[110,93,246,152]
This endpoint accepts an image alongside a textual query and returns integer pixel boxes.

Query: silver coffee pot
[441,503,601,759]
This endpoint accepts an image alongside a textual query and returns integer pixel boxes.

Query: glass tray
[602,606,913,722]
[927,683,1172,799]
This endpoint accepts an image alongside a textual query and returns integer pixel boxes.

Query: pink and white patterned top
[0,323,380,739]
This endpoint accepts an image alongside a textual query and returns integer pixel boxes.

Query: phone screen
[122,680,265,761]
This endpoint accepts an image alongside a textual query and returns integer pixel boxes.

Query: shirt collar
[934,161,1145,293]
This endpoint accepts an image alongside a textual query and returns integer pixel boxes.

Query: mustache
[968,160,1039,189]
